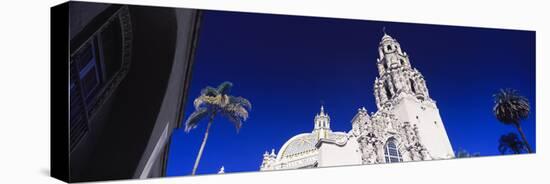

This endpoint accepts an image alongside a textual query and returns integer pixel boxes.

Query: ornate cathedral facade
[260,33,455,171]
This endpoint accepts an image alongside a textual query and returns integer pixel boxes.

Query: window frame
[68,6,133,152]
[384,138,403,163]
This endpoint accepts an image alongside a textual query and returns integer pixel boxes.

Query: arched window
[387,45,392,51]
[384,81,393,99]
[384,138,403,163]
[409,79,416,93]
[400,59,405,65]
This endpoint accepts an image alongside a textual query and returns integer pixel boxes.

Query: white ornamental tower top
[373,30,431,109]
[313,105,332,139]
[218,166,225,174]
[314,105,331,130]
[377,32,408,72]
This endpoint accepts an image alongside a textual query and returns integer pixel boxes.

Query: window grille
[69,6,132,152]
[384,138,403,163]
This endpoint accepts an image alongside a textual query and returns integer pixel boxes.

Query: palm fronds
[216,81,233,96]
[493,88,530,125]
[184,108,210,132]
[185,81,251,132]
[498,133,527,154]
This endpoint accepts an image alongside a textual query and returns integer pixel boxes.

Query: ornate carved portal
[354,111,432,164]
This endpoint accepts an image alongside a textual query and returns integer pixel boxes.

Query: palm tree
[184,81,251,175]
[493,88,532,153]
[498,133,527,154]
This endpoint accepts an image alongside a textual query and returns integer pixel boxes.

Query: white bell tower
[372,32,454,159]
[313,105,332,139]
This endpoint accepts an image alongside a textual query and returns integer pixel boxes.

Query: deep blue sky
[166,10,535,176]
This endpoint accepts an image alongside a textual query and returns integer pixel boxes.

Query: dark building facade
[52,1,201,182]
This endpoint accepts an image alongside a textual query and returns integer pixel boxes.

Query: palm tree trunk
[515,122,533,153]
[191,114,215,175]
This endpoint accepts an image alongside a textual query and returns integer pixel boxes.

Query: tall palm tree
[184,81,251,175]
[493,88,532,153]
[498,133,527,154]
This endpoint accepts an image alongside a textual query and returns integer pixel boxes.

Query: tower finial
[381,27,393,41]
[319,100,325,115]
